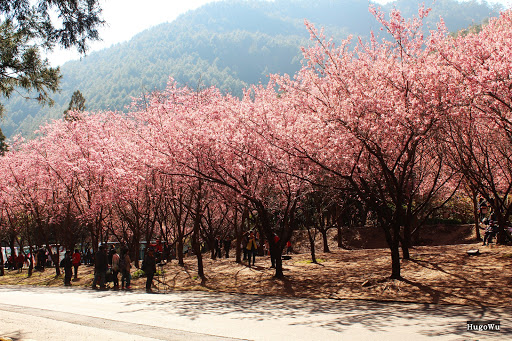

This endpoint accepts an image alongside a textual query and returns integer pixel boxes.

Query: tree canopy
[0,0,500,139]
[0,0,104,137]
[2,6,512,280]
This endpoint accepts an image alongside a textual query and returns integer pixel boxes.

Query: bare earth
[1,225,511,308]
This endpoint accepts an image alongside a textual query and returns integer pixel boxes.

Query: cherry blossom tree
[0,139,66,276]
[128,80,311,278]
[4,6,511,285]
[435,10,512,244]
[272,6,458,279]
[31,114,119,252]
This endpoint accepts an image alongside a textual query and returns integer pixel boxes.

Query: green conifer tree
[0,0,104,139]
[64,90,86,121]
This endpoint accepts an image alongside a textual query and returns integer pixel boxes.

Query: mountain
[0,0,501,138]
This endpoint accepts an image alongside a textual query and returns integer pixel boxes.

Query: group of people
[479,197,501,246]
[91,244,132,290]
[241,231,293,268]
[59,244,154,292]
[59,234,293,292]
[5,253,26,272]
[213,236,232,259]
[58,249,85,286]
[483,222,499,246]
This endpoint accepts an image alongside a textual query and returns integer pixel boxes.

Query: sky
[47,0,512,66]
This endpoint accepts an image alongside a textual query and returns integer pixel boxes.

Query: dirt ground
[1,225,511,308]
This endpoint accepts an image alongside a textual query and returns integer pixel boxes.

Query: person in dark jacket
[143,247,156,293]
[223,237,232,258]
[36,248,46,270]
[92,245,108,290]
[85,249,92,265]
[108,245,115,266]
[60,251,73,286]
[214,237,221,259]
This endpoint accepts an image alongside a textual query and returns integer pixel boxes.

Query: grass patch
[132,269,165,279]
[132,269,145,279]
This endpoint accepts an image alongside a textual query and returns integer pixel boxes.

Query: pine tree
[64,90,87,121]
[0,129,7,155]
[0,0,104,139]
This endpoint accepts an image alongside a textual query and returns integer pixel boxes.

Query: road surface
[0,285,509,340]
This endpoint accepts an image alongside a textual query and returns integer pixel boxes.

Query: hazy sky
[47,0,512,65]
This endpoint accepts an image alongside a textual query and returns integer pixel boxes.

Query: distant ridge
[1,0,501,138]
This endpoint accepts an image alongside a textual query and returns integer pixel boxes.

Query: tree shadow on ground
[122,290,511,339]
[1,280,510,340]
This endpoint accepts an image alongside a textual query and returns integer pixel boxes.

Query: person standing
[36,248,45,270]
[60,251,73,286]
[120,247,132,290]
[246,231,258,267]
[71,249,81,280]
[111,248,120,290]
[223,237,232,258]
[143,247,156,293]
[478,196,488,222]
[92,245,107,290]
[242,238,248,261]
[108,245,115,266]
[286,240,292,255]
[271,233,280,268]
[85,249,91,265]
[16,253,25,273]
[214,237,222,259]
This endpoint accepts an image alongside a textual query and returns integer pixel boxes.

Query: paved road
[0,285,509,340]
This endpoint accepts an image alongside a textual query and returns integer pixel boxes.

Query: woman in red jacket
[72,249,81,280]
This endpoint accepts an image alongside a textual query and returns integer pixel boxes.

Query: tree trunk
[236,203,248,264]
[390,225,401,279]
[193,229,204,280]
[9,240,16,267]
[177,230,185,266]
[321,229,330,253]
[382,224,401,279]
[307,227,317,264]
[274,249,284,278]
[90,223,98,254]
[337,225,343,248]
[133,238,141,269]
[390,243,401,279]
[0,247,4,276]
[401,225,411,260]
[472,191,482,241]
[27,245,34,277]
[26,230,34,277]
[235,227,243,264]
[48,246,60,277]
[192,189,204,280]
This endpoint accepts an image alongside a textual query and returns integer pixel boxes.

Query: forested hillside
[0,0,501,138]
